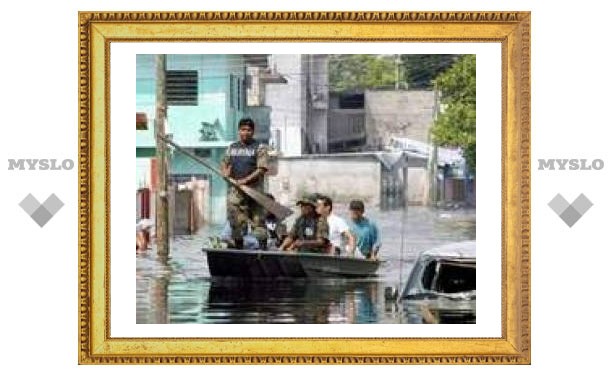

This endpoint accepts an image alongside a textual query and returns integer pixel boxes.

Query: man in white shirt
[315,195,356,256]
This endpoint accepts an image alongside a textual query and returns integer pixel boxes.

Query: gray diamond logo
[19,193,64,227]
[548,193,592,227]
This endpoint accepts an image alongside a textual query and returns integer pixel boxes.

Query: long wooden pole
[158,134,293,221]
[154,54,169,259]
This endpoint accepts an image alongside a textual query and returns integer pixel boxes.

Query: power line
[136,54,466,72]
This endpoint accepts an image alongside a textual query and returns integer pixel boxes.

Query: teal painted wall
[136,54,249,224]
[136,54,246,148]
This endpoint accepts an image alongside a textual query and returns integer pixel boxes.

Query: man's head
[349,199,365,221]
[296,195,317,216]
[238,117,255,143]
[315,195,333,217]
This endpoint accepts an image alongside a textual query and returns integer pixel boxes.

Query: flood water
[136,206,476,324]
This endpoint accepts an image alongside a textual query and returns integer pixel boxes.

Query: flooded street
[136,205,475,324]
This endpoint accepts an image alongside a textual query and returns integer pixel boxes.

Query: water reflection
[202,278,380,324]
[138,275,475,324]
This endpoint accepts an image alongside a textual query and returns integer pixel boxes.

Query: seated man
[348,200,381,260]
[263,193,288,248]
[136,218,153,253]
[219,221,259,250]
[280,194,329,253]
[218,193,288,250]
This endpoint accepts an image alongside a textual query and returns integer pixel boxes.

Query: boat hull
[203,248,381,278]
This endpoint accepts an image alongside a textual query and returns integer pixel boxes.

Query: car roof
[420,240,476,259]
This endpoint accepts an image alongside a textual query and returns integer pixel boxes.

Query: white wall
[136,157,151,188]
[266,55,306,156]
[268,155,382,206]
[365,90,435,148]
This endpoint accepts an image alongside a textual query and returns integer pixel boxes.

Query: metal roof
[420,240,476,259]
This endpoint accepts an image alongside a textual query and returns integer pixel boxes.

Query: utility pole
[428,82,440,206]
[395,54,400,90]
[154,54,169,260]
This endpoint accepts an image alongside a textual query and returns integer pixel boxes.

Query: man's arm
[281,219,299,251]
[293,237,327,250]
[338,218,356,255]
[343,230,356,256]
[235,167,266,186]
[220,148,231,177]
[279,235,295,251]
[371,221,381,258]
[300,216,329,251]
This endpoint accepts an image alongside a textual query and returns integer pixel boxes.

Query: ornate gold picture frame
[78,11,530,364]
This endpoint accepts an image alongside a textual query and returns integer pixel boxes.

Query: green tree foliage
[431,55,476,172]
[328,55,397,92]
[400,55,459,89]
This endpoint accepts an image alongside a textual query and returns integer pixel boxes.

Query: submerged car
[400,240,476,323]
[401,240,476,299]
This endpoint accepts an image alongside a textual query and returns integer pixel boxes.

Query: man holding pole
[220,117,269,250]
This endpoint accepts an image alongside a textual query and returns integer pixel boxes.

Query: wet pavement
[136,205,476,324]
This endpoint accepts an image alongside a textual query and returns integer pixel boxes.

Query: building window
[339,93,364,109]
[229,74,235,109]
[230,75,244,110]
[271,129,282,151]
[246,69,261,107]
[166,70,198,106]
[236,78,242,111]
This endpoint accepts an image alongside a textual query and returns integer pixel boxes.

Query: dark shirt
[288,215,329,252]
[265,215,288,247]
[222,140,268,185]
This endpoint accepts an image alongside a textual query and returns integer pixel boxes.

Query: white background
[111,42,500,338]
[1,0,610,375]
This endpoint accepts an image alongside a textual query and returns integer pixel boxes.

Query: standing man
[280,195,329,253]
[348,200,381,260]
[220,117,269,250]
[315,195,356,256]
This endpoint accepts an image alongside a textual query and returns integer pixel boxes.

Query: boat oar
[157,134,293,221]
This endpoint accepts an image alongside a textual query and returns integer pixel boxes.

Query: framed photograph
[79,11,530,364]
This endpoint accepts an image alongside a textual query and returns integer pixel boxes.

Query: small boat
[202,247,382,278]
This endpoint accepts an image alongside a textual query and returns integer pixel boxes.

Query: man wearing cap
[348,200,381,260]
[220,117,269,250]
[280,194,329,253]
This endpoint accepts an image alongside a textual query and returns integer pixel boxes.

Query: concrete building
[365,89,436,149]
[265,54,329,156]
[267,151,430,210]
[257,58,437,157]
[327,92,366,152]
[324,89,436,153]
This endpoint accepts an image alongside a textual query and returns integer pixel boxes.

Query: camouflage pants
[227,186,267,244]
